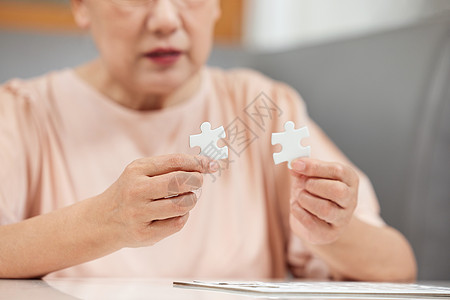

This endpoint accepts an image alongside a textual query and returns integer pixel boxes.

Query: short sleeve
[268,81,385,279]
[0,81,41,225]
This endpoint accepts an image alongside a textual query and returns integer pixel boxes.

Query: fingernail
[209,161,219,172]
[193,188,202,199]
[292,160,306,171]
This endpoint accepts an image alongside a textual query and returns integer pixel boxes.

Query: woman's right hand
[98,154,218,248]
[0,153,218,278]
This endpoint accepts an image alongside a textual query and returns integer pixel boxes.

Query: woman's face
[72,0,220,95]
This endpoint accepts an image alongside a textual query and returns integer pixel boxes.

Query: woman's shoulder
[0,69,70,116]
[207,67,276,90]
[0,70,75,145]
[205,66,306,113]
[207,66,301,98]
[1,71,52,103]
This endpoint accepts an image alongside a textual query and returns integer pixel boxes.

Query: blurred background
[0,0,449,280]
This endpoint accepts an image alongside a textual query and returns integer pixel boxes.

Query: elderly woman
[0,0,416,280]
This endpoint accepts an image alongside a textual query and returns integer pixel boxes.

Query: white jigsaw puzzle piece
[271,121,311,169]
[190,122,229,160]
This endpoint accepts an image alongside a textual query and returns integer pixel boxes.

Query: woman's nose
[146,0,181,37]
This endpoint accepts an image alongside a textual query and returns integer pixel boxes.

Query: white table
[0,278,449,300]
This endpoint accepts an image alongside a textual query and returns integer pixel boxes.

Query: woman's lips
[145,48,182,65]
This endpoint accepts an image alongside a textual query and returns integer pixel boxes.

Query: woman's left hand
[289,158,359,245]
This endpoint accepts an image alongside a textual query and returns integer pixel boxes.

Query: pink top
[0,67,384,279]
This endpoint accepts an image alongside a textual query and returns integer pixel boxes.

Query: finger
[295,189,346,226]
[290,202,338,244]
[289,171,307,190]
[291,158,357,186]
[126,154,218,177]
[146,193,198,221]
[304,178,351,208]
[146,171,203,199]
[147,213,190,243]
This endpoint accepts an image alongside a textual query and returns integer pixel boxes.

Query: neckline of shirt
[64,67,210,121]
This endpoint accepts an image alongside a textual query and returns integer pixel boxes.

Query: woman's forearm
[308,216,417,282]
[0,196,122,278]
[0,154,211,279]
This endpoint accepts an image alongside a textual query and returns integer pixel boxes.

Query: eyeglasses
[110,0,207,8]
